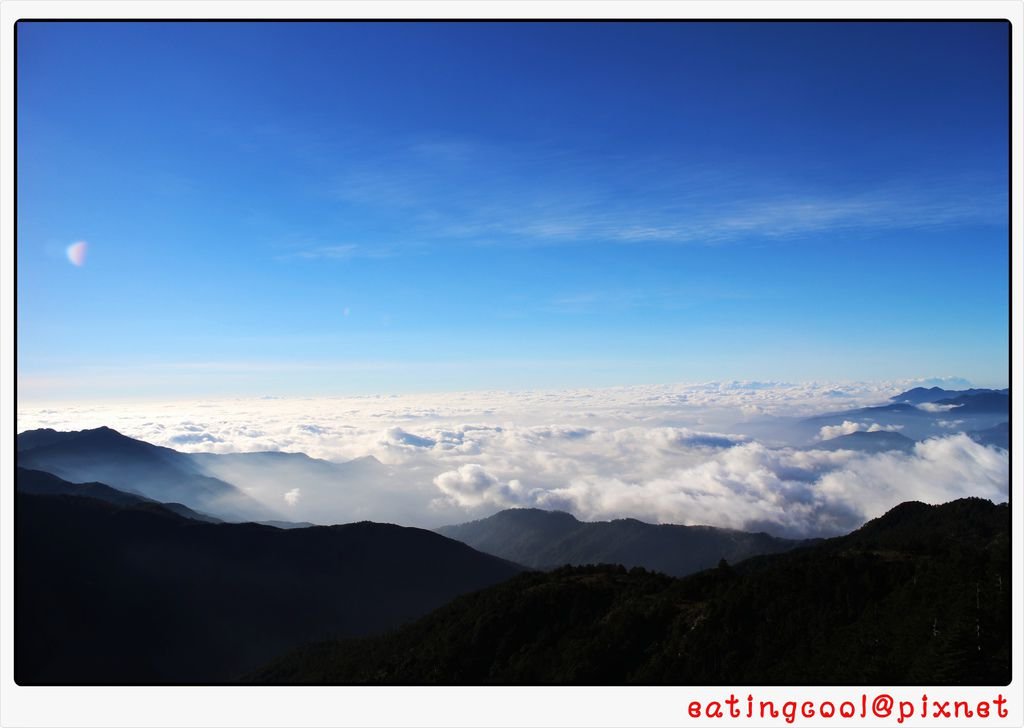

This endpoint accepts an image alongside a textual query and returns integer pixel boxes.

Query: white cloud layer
[918,402,962,413]
[818,420,903,441]
[16,381,1008,537]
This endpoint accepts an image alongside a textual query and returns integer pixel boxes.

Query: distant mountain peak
[347,454,385,466]
[890,386,1007,405]
[850,496,1006,544]
[438,506,803,578]
[18,426,158,456]
[68,425,122,437]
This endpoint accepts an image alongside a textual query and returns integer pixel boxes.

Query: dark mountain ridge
[889,387,1007,405]
[257,497,1009,685]
[16,491,523,684]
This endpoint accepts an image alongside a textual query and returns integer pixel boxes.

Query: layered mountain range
[256,498,1010,685]
[888,386,1010,405]
[14,419,1011,685]
[16,483,522,683]
[734,387,1010,447]
[18,427,274,522]
[437,508,811,577]
[16,428,823,683]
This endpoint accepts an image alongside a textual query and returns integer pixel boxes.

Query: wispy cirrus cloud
[274,242,401,262]
[283,244,359,260]
[544,283,760,314]
[328,136,1006,250]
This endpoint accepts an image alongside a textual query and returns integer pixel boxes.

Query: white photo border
[1,2,1020,727]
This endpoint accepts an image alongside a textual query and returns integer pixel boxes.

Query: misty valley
[15,386,1010,685]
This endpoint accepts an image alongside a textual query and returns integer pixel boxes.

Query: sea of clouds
[16,379,1008,537]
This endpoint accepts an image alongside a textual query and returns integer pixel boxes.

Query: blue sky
[17,21,1009,401]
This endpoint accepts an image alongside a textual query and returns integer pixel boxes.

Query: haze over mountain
[13,409,1011,686]
[437,508,808,577]
[15,467,222,523]
[931,391,1010,415]
[15,406,1010,537]
[186,449,422,525]
[809,430,917,454]
[795,389,1009,443]
[968,421,1010,450]
[189,450,386,482]
[17,427,276,522]
[16,490,523,684]
[257,498,1009,685]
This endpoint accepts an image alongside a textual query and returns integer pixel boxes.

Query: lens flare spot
[66,241,88,267]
